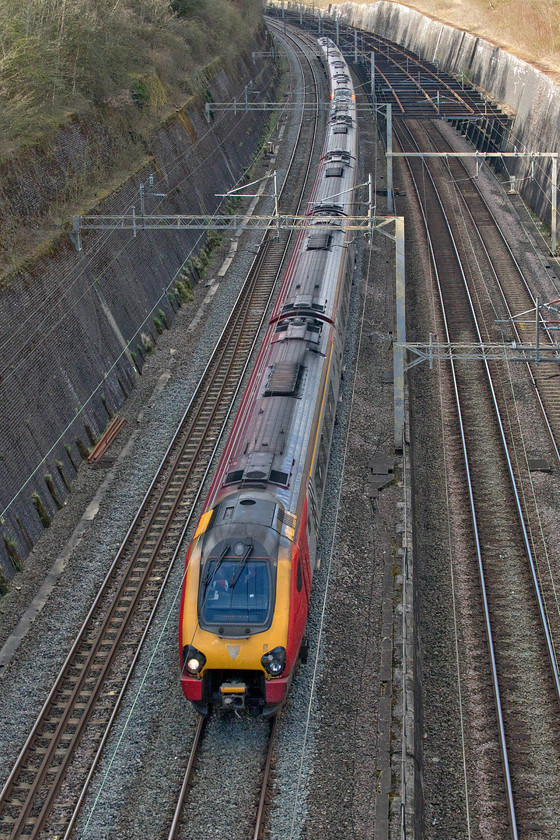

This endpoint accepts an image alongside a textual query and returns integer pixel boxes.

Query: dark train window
[225,470,244,484]
[270,470,289,486]
[296,560,303,593]
[200,560,270,626]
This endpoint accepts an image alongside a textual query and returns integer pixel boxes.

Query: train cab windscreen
[197,540,273,633]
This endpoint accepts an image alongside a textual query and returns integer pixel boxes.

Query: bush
[0,0,264,150]
[3,533,22,571]
[31,491,51,528]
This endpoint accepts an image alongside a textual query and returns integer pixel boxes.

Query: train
[179,36,358,716]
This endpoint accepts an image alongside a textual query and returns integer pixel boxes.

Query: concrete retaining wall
[0,34,278,578]
[331,1,560,226]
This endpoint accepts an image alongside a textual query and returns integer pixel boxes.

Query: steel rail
[357,30,476,113]
[165,26,321,840]
[426,119,560,467]
[294,16,507,124]
[395,117,519,839]
[166,716,277,840]
[73,21,325,839]
[0,27,323,840]
[415,119,560,692]
[2,231,266,840]
[1,227,272,840]
[252,717,278,840]
[167,717,206,840]
[64,243,284,840]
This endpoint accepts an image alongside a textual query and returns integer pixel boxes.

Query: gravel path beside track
[7,24,558,840]
[0,31,305,807]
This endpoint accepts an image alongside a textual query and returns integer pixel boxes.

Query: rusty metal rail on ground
[397,114,560,839]
[87,416,126,464]
[166,716,277,840]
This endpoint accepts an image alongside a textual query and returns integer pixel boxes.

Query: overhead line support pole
[552,155,558,255]
[394,217,406,451]
[536,296,540,364]
[368,173,374,236]
[274,171,280,238]
[387,104,393,214]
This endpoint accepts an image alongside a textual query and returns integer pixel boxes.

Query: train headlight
[261,646,286,676]
[183,645,206,676]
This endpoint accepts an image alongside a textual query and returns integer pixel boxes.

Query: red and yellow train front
[179,489,309,716]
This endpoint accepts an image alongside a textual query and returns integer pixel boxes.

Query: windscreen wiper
[229,541,254,589]
[202,543,230,592]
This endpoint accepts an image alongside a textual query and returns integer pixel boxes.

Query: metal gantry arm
[70,213,388,244]
[215,170,279,202]
[69,174,380,250]
[388,150,560,254]
[402,339,560,370]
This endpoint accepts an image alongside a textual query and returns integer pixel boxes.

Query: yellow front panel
[181,539,292,674]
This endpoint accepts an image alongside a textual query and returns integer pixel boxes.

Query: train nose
[220,682,247,710]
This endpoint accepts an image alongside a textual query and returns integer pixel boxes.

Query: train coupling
[219,682,247,710]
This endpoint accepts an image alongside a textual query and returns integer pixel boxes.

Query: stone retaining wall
[0,33,278,577]
[330,1,560,227]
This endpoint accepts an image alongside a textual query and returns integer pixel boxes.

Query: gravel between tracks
[0,26,306,803]
[405,118,560,840]
[7,27,560,840]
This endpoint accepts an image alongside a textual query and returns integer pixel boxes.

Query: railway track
[167,715,277,840]
[270,8,510,144]
[161,26,327,840]
[397,115,560,835]
[0,28,324,840]
[405,117,560,661]
[420,118,560,461]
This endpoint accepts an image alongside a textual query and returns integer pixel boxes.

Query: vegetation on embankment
[308,0,560,80]
[0,0,263,152]
[0,0,264,275]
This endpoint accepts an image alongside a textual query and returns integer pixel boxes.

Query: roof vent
[264,362,303,397]
[307,232,332,250]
